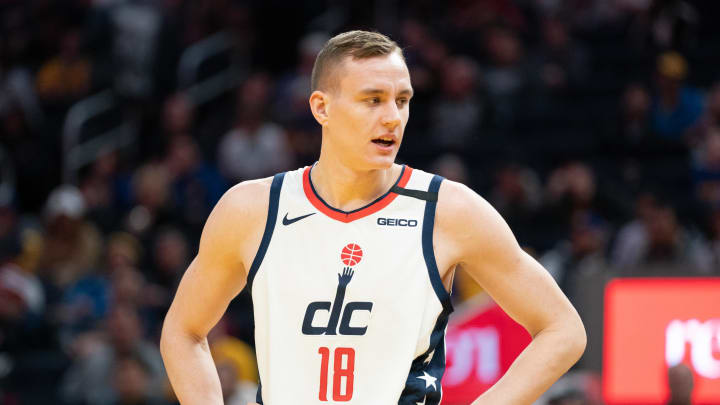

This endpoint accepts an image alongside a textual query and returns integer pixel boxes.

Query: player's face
[325,52,413,170]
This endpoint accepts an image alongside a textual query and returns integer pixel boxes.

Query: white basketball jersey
[247,165,453,405]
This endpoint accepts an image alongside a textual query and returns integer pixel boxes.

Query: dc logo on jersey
[301,243,373,336]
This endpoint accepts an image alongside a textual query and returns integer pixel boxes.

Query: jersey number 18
[318,347,355,401]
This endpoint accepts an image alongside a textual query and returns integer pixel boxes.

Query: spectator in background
[489,162,544,249]
[691,127,720,206]
[544,162,598,241]
[106,232,142,274]
[620,83,653,143]
[87,0,170,100]
[702,83,720,128]
[687,82,720,146]
[110,264,166,337]
[150,93,196,161]
[39,185,106,337]
[612,191,657,265]
[599,84,653,199]
[444,0,526,39]
[35,30,91,104]
[611,197,712,274]
[540,211,609,299]
[532,17,589,94]
[491,163,543,218]
[666,364,694,405]
[274,32,328,126]
[431,154,470,186]
[632,0,699,51]
[149,227,189,292]
[112,355,168,405]
[0,41,43,131]
[125,163,174,237]
[165,135,226,230]
[650,51,704,139]
[482,25,529,128]
[61,304,166,405]
[0,222,45,342]
[80,151,127,233]
[398,19,443,93]
[430,56,488,149]
[217,74,293,182]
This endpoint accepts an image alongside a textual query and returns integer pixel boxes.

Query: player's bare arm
[434,180,587,405]
[160,178,272,405]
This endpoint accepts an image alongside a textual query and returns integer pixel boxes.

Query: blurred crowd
[1,0,719,404]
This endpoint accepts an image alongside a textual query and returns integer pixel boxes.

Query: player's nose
[381,101,401,129]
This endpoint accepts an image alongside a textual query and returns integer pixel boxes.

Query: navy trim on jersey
[390,185,439,202]
[256,380,263,404]
[247,172,285,295]
[308,164,407,215]
[397,174,453,404]
[421,175,452,312]
[249,173,284,405]
[398,305,452,404]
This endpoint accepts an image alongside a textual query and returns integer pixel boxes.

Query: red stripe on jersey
[303,165,413,223]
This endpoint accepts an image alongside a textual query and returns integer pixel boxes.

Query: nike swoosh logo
[282,212,316,226]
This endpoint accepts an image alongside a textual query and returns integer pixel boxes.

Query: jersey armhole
[421,174,454,313]
[246,172,285,294]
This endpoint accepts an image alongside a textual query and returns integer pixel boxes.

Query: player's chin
[364,150,398,169]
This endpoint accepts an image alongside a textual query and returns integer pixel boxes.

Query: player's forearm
[470,319,586,405]
[160,323,224,405]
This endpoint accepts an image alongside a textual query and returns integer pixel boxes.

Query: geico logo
[377,217,418,227]
[665,318,720,379]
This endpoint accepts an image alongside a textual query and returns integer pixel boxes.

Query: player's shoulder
[436,179,484,214]
[225,176,274,201]
[211,176,275,223]
[435,178,501,235]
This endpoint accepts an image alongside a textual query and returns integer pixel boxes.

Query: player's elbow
[564,312,587,363]
[160,312,202,361]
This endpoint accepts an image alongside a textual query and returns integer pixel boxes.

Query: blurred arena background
[1,0,719,404]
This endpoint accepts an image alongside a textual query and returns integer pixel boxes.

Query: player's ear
[309,90,330,126]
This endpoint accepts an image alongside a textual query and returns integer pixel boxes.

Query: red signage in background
[442,297,531,405]
[603,278,720,405]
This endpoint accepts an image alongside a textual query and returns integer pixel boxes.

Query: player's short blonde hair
[310,30,404,92]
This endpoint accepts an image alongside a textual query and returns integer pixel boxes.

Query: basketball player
[160,31,586,405]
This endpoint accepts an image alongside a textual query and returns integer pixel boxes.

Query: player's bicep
[441,182,578,337]
[166,255,246,340]
[466,243,573,338]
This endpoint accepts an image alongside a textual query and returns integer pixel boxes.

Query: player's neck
[311,157,400,212]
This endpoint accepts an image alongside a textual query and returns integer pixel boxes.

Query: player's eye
[367,97,381,104]
[396,98,409,107]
